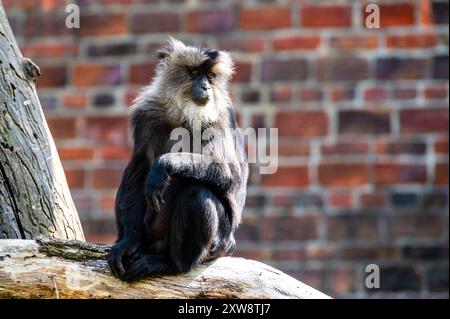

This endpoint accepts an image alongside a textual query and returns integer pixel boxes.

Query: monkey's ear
[205,49,219,61]
[157,47,172,60]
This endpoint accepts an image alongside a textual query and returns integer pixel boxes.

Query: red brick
[364,87,389,102]
[100,145,132,160]
[25,14,69,37]
[435,163,449,185]
[272,248,303,261]
[424,85,448,99]
[330,86,354,102]
[330,193,353,208]
[329,35,378,49]
[275,110,328,137]
[72,193,93,214]
[99,195,116,211]
[217,38,265,52]
[361,193,388,207]
[270,85,293,102]
[329,268,356,296]
[377,57,428,80]
[278,143,310,157]
[299,88,322,103]
[363,3,415,27]
[21,43,78,58]
[93,168,123,189]
[341,246,397,260]
[239,7,291,30]
[393,87,417,100]
[87,42,137,57]
[130,12,179,33]
[321,142,369,156]
[400,108,449,134]
[260,215,319,240]
[187,9,234,33]
[59,147,94,161]
[302,5,352,28]
[129,62,157,85]
[85,116,129,146]
[434,139,449,154]
[305,244,335,261]
[376,140,426,155]
[76,13,127,36]
[317,57,368,81]
[73,63,121,87]
[390,213,443,238]
[273,36,321,51]
[261,166,309,188]
[319,163,370,187]
[46,116,77,139]
[339,110,390,135]
[375,163,427,185]
[64,168,85,189]
[328,214,379,240]
[295,269,324,291]
[232,62,252,83]
[262,58,308,82]
[62,93,88,109]
[387,34,439,48]
[125,90,139,107]
[235,248,272,261]
[84,234,116,244]
[272,195,296,207]
[37,65,66,88]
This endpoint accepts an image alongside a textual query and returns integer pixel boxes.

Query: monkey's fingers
[121,258,149,283]
[146,190,165,212]
[108,250,126,278]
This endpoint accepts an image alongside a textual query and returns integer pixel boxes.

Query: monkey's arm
[145,152,235,211]
[109,154,149,278]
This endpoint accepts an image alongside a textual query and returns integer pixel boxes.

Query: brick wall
[3,0,448,298]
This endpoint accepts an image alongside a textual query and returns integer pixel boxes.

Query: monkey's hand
[145,162,169,212]
[108,239,143,279]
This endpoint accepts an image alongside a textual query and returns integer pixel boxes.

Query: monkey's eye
[188,68,199,76]
[207,72,215,80]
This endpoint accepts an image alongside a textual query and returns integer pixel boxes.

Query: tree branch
[0,237,330,299]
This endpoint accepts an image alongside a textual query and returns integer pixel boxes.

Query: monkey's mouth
[193,96,209,106]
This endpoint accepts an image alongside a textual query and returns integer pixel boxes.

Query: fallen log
[0,236,330,299]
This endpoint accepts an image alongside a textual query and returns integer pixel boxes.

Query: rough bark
[0,237,330,299]
[0,4,84,240]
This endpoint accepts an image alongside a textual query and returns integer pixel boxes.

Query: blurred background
[3,0,448,298]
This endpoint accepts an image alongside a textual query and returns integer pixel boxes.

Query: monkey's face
[154,38,234,123]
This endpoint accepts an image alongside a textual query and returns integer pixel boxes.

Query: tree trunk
[0,4,84,240]
[0,237,330,299]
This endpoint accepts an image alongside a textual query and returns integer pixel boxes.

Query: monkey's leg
[121,181,220,282]
[108,155,149,278]
[168,183,222,272]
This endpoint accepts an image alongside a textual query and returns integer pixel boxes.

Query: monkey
[108,38,249,282]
